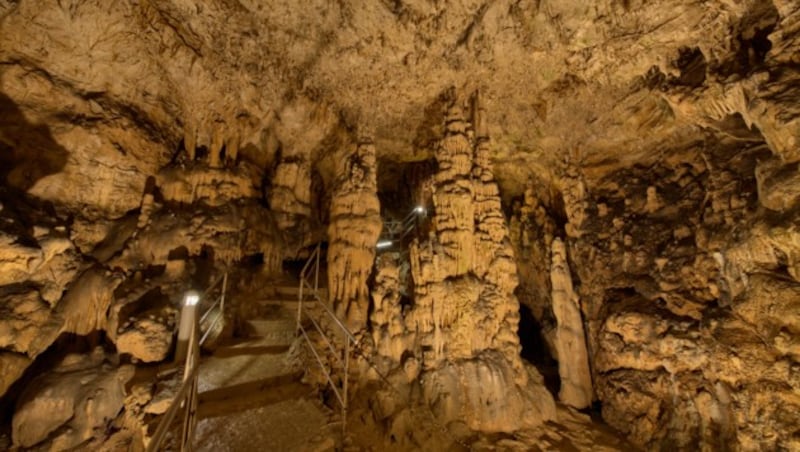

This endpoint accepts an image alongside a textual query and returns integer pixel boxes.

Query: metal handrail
[202,273,226,297]
[147,272,228,452]
[199,273,228,325]
[379,206,425,246]
[296,243,357,436]
[147,332,200,452]
[301,278,356,343]
[301,308,345,368]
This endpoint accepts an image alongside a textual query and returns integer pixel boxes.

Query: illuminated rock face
[327,141,383,329]
[550,237,592,409]
[12,352,133,450]
[372,96,557,432]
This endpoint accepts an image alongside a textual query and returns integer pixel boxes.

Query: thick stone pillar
[327,140,382,330]
[404,95,555,433]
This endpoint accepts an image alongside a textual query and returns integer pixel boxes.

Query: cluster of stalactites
[183,115,244,168]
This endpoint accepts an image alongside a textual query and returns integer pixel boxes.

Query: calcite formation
[369,97,556,433]
[268,157,313,231]
[550,237,592,409]
[370,253,411,362]
[327,140,382,329]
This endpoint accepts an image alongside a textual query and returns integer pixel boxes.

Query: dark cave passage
[517,303,560,397]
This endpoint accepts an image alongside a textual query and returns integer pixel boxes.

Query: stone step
[212,341,291,358]
[194,389,335,452]
[263,285,328,299]
[198,346,298,392]
[248,298,322,322]
[255,298,315,306]
[244,318,296,337]
[197,371,307,419]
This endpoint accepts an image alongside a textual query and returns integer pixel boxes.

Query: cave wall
[510,133,800,450]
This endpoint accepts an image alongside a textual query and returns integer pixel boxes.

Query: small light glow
[376,240,393,249]
[414,206,425,213]
[184,292,199,306]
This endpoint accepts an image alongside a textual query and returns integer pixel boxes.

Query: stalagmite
[550,237,593,409]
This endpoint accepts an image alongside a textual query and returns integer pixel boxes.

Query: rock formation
[368,96,556,435]
[550,237,593,409]
[327,140,382,329]
[12,350,133,450]
[268,156,313,232]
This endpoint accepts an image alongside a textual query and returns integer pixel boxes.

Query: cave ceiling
[0,0,784,209]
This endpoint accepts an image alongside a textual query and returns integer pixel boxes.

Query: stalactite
[209,121,224,168]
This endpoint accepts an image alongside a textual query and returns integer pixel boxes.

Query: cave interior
[1,1,800,451]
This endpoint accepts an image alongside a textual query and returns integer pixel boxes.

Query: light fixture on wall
[376,240,393,249]
[414,206,425,214]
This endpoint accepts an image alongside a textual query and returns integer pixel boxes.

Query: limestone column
[327,140,382,330]
[406,96,557,431]
[551,237,593,409]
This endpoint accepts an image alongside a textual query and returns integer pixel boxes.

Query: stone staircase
[187,282,336,452]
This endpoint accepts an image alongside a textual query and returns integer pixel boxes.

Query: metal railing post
[295,242,359,439]
[220,272,228,313]
[180,324,199,452]
[297,276,304,334]
[343,331,349,437]
[147,273,230,452]
[314,244,320,292]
